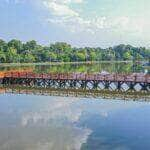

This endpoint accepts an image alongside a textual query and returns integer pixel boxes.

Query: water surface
[0,62,148,74]
[0,94,150,150]
[0,62,149,149]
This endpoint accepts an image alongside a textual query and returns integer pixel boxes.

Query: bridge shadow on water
[0,85,149,102]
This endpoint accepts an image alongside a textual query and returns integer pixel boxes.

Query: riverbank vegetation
[0,62,136,73]
[0,39,149,63]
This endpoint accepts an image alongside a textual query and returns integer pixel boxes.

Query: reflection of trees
[132,63,144,73]
[0,62,144,74]
[0,65,34,72]
[116,63,132,73]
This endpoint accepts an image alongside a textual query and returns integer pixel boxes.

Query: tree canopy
[0,39,149,63]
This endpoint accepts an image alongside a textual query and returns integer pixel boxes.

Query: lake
[0,62,149,150]
[0,94,150,150]
[0,62,149,74]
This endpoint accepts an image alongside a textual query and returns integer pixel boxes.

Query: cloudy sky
[0,0,150,47]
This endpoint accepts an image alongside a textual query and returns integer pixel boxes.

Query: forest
[0,39,149,63]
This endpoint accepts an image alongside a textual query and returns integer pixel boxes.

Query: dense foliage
[0,39,149,63]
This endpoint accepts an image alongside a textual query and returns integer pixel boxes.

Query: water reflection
[1,86,150,101]
[0,62,148,74]
[0,95,91,150]
[0,94,150,149]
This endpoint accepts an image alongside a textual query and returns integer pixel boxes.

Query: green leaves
[0,39,148,63]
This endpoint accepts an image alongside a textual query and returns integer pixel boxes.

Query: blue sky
[0,0,150,47]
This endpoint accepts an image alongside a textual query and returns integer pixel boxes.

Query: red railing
[3,72,150,83]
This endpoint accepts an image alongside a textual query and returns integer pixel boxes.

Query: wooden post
[18,72,20,78]
[11,72,13,78]
[117,81,121,90]
[135,74,137,82]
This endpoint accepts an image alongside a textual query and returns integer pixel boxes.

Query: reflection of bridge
[0,86,150,101]
[0,72,149,92]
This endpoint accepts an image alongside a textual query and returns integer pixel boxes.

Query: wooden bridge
[0,72,150,92]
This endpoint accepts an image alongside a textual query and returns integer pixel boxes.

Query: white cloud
[47,16,108,35]
[38,0,150,46]
[43,0,79,17]
[3,0,150,46]
[21,99,83,126]
[42,0,149,36]
[42,0,84,17]
[48,15,150,39]
[41,0,110,34]
[110,16,150,37]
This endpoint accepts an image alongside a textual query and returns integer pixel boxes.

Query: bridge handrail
[3,72,150,83]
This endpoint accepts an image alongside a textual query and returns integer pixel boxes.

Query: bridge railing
[3,72,150,83]
[0,72,5,79]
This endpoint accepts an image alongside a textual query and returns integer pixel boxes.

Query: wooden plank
[105,74,115,81]
[95,74,105,81]
[115,74,125,82]
[2,72,150,84]
[86,74,95,80]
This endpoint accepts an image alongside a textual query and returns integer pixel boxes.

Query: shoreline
[0,61,144,67]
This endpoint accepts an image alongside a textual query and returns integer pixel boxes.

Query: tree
[123,51,132,60]
[50,42,72,53]
[76,52,85,61]
[89,51,97,61]
[0,39,7,52]
[23,40,37,51]
[0,39,148,63]
[24,53,35,63]
[49,52,57,62]
[8,39,23,53]
[6,47,19,63]
[0,51,6,63]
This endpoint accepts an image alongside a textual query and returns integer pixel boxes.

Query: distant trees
[0,51,6,62]
[0,39,149,63]
[123,51,132,60]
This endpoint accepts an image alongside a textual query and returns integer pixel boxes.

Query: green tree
[24,53,35,63]
[8,39,23,53]
[23,40,37,51]
[0,39,148,63]
[0,39,7,52]
[76,52,85,61]
[6,47,19,63]
[49,52,57,62]
[123,51,132,60]
[0,51,6,63]
[89,51,97,61]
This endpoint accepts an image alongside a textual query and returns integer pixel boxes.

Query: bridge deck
[2,72,150,83]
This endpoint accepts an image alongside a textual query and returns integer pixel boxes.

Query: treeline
[0,39,149,63]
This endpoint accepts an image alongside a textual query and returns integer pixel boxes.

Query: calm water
[0,94,150,150]
[0,62,149,74]
[0,62,149,150]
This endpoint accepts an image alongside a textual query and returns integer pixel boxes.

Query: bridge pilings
[1,77,150,92]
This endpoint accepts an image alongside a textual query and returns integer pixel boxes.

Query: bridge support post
[129,82,136,91]
[117,82,121,90]
[104,81,110,89]
[81,81,86,89]
[141,83,149,91]
[93,81,98,90]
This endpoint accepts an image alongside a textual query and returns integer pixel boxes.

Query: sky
[0,0,150,47]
